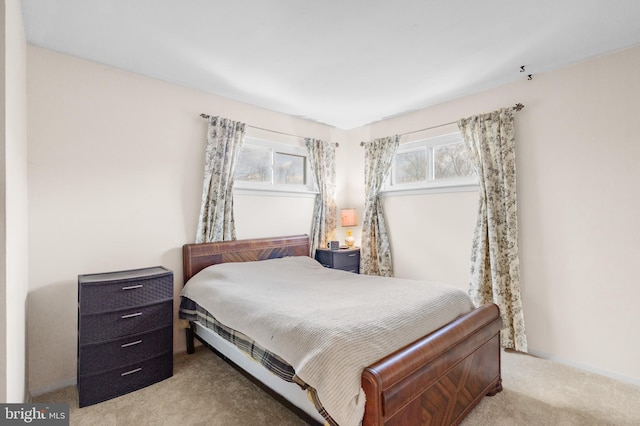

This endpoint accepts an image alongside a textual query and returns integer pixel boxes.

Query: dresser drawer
[79,267,173,314]
[315,248,360,273]
[314,249,333,268]
[78,352,172,407]
[332,251,360,270]
[79,325,173,375]
[79,300,173,345]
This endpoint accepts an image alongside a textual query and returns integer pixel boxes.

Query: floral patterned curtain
[306,138,337,257]
[457,108,527,352]
[195,116,246,243]
[360,135,399,276]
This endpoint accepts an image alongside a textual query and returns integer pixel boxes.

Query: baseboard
[29,377,76,398]
[528,349,639,386]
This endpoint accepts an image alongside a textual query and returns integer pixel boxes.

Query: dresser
[77,266,173,407]
[315,248,360,273]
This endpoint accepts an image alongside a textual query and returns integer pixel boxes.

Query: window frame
[233,137,317,197]
[383,132,478,196]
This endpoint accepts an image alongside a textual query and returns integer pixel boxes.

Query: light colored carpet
[34,347,640,425]
[462,350,640,425]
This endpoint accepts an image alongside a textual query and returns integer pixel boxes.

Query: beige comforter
[181,256,473,426]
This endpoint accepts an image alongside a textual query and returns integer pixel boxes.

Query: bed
[180,234,502,426]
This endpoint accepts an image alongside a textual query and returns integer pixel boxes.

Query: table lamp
[340,208,357,248]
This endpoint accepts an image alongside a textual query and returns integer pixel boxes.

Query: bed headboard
[182,234,310,283]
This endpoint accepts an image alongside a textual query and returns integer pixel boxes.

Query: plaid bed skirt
[179,297,337,426]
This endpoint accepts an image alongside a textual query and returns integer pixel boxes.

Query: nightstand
[315,248,360,273]
[77,266,173,407]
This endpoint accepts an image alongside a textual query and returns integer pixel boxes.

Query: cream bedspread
[181,256,473,426]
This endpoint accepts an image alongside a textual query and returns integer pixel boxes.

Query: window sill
[381,183,479,197]
[234,186,318,198]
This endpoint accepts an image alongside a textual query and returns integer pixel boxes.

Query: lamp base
[345,235,355,248]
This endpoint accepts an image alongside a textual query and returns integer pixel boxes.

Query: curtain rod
[199,113,339,147]
[359,103,524,146]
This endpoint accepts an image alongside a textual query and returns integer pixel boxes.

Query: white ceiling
[20,0,640,130]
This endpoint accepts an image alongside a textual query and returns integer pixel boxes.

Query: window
[234,137,315,195]
[385,133,477,194]
[274,152,306,185]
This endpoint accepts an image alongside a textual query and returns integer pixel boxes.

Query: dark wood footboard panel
[361,303,502,426]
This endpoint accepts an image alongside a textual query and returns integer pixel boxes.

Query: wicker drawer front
[78,352,172,407]
[315,250,333,268]
[315,249,360,273]
[332,252,360,271]
[79,325,173,374]
[79,301,173,345]
[79,269,173,314]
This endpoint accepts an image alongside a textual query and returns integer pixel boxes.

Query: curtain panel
[360,135,399,276]
[457,108,527,352]
[195,116,246,243]
[306,138,337,257]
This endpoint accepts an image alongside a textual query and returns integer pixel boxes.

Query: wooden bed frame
[182,234,502,426]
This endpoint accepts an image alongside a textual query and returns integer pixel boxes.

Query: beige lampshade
[340,208,357,227]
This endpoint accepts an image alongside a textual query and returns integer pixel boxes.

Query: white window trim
[382,132,479,196]
[233,137,318,197]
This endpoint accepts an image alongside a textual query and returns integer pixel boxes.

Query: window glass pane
[433,143,474,180]
[275,152,305,185]
[394,149,427,184]
[234,147,271,182]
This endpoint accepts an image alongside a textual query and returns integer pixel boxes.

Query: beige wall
[25,39,640,393]
[26,46,342,394]
[0,0,7,404]
[344,45,640,384]
[1,0,28,403]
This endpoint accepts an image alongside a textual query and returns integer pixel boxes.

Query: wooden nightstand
[77,266,173,407]
[315,248,360,273]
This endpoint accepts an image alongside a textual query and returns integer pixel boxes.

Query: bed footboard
[361,303,502,426]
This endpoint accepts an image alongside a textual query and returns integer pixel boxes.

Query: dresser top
[316,247,360,253]
[78,266,171,284]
